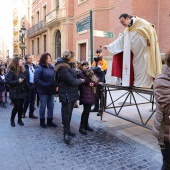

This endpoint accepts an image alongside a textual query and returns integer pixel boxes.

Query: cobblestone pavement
[0,100,162,170]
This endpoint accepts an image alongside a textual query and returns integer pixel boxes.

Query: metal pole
[90,10,93,64]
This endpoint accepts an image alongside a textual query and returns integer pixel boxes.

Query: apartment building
[13,8,20,57]
[26,0,170,63]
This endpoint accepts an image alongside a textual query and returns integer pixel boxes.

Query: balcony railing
[46,8,58,24]
[27,19,46,37]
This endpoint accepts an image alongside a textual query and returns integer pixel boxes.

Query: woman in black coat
[77,61,99,135]
[6,57,29,127]
[56,50,85,144]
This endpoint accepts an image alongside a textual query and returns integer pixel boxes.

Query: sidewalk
[0,98,162,170]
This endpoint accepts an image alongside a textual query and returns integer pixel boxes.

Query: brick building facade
[25,0,170,82]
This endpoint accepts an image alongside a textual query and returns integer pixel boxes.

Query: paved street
[0,98,162,170]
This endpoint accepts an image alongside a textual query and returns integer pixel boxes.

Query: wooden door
[80,43,86,61]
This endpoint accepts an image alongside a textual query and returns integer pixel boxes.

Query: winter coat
[34,64,56,95]
[0,75,7,91]
[152,65,170,144]
[77,71,98,105]
[6,70,29,100]
[56,60,82,103]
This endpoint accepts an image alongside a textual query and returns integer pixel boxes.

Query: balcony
[46,8,58,25]
[27,20,46,37]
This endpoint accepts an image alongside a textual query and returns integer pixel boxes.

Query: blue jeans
[39,94,54,119]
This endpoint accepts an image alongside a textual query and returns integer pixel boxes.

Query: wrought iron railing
[27,19,46,37]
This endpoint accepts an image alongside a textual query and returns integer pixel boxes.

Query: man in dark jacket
[22,54,38,119]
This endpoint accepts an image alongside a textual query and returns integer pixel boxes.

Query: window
[37,38,39,54]
[31,16,34,26]
[32,40,34,55]
[43,5,46,20]
[55,30,61,58]
[43,35,46,52]
[56,0,59,8]
[37,11,39,22]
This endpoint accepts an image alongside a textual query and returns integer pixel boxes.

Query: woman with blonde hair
[6,57,29,127]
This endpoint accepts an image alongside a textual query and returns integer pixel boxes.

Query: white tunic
[106,21,153,87]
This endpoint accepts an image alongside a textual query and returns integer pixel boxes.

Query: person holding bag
[6,57,29,127]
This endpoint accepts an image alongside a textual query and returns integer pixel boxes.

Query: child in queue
[78,61,99,135]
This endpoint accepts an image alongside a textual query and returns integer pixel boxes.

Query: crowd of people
[0,12,169,169]
[0,47,107,145]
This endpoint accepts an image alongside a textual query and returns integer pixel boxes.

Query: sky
[0,0,13,40]
[0,0,14,57]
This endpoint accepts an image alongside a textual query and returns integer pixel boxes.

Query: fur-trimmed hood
[55,62,70,72]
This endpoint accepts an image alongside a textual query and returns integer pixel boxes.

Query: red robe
[111,52,134,86]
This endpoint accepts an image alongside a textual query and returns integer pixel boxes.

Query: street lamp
[19,25,26,58]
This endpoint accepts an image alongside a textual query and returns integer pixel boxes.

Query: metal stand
[99,84,155,129]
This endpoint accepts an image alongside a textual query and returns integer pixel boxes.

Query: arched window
[55,30,61,59]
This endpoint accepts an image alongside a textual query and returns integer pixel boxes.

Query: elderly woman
[56,50,85,144]
[152,50,170,170]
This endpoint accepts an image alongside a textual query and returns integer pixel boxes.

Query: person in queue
[55,50,85,145]
[78,61,99,135]
[34,52,57,128]
[91,47,108,116]
[6,57,29,127]
[22,54,38,119]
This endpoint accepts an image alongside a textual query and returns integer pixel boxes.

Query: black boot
[84,111,93,132]
[29,114,38,119]
[85,124,93,131]
[10,119,15,127]
[2,102,7,108]
[64,133,71,145]
[68,130,76,137]
[79,124,87,135]
[47,118,58,127]
[40,118,47,128]
[18,119,24,126]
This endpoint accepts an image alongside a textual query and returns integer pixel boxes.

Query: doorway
[80,43,86,61]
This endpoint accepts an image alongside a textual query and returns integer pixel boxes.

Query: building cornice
[74,5,115,19]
